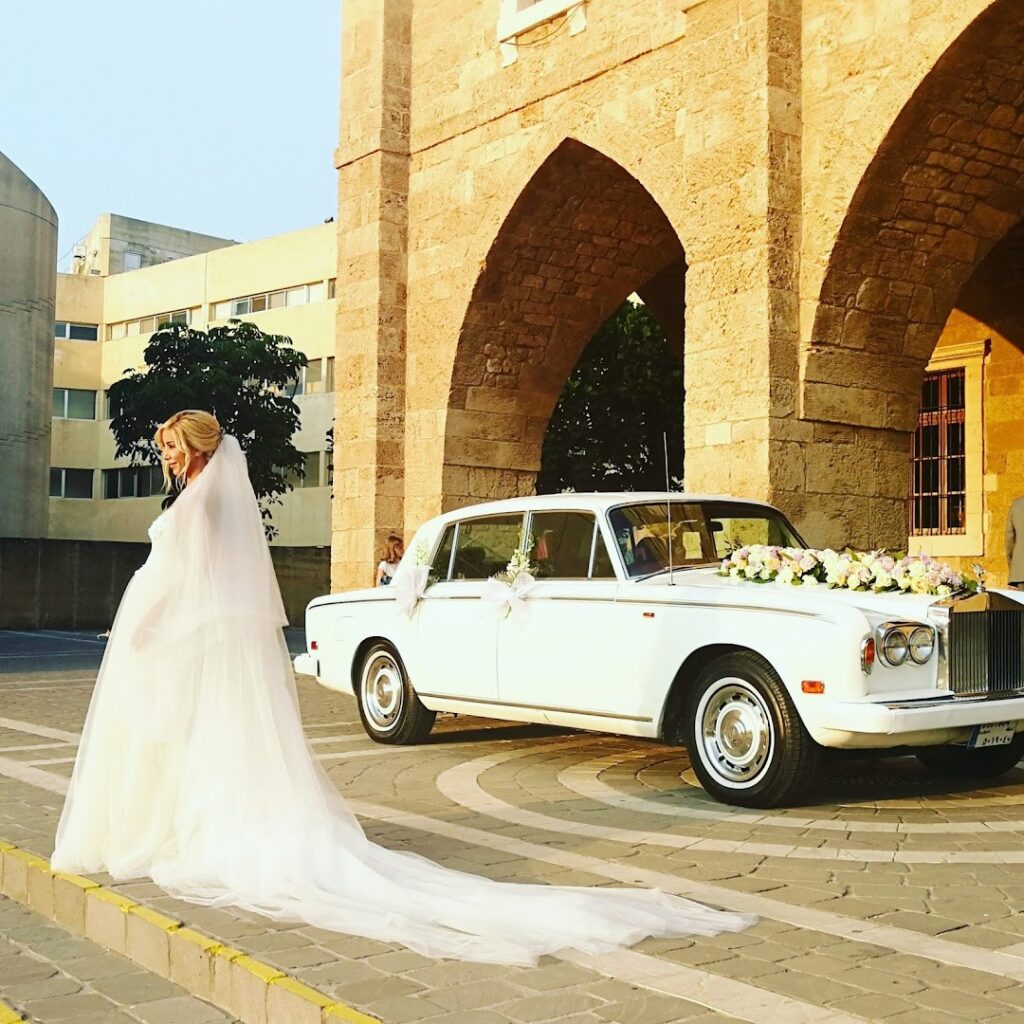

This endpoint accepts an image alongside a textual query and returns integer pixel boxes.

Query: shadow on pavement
[0,627,307,676]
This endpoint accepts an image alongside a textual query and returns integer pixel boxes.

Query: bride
[51,409,754,965]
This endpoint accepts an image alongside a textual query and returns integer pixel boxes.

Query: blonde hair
[154,409,223,491]
[380,533,404,564]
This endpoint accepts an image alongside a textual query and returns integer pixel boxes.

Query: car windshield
[608,501,806,578]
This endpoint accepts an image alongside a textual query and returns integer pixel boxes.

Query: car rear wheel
[356,642,436,745]
[916,733,1024,779]
[682,651,818,808]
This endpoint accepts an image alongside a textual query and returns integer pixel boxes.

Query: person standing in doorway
[1006,495,1024,589]
[376,533,404,586]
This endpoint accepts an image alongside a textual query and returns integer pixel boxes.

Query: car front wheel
[683,651,818,808]
[356,642,436,745]
[916,733,1024,779]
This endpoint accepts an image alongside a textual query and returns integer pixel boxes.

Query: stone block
[212,951,281,1024]
[0,848,29,903]
[168,928,222,1003]
[25,860,53,919]
[266,977,333,1024]
[51,873,91,934]
[126,907,179,977]
[84,889,135,956]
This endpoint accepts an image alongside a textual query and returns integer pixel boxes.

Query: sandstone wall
[333,0,1022,591]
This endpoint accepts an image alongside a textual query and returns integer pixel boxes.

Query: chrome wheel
[360,651,404,732]
[695,677,774,789]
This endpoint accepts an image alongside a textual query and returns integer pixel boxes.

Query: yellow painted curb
[323,1002,382,1024]
[129,903,183,932]
[0,839,382,1024]
[0,998,25,1023]
[52,869,100,891]
[89,886,138,912]
[233,953,285,985]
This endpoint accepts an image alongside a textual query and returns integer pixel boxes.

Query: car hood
[642,567,943,623]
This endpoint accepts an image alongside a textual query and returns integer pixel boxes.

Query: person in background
[377,534,404,586]
[1007,496,1024,589]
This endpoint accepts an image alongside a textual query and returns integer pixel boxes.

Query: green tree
[107,320,307,537]
[537,301,684,494]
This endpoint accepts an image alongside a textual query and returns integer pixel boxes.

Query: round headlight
[881,627,909,666]
[908,626,935,665]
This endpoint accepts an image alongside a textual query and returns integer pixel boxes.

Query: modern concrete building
[71,213,237,278]
[333,0,1024,590]
[50,216,336,546]
[0,151,58,539]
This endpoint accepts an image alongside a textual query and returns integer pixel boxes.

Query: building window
[52,388,96,420]
[107,309,190,340]
[284,451,322,489]
[123,251,143,272]
[104,391,123,420]
[49,468,93,499]
[210,282,327,321]
[327,278,336,299]
[910,368,966,535]
[102,466,165,499]
[497,0,587,65]
[284,356,334,397]
[54,322,99,342]
[303,357,334,394]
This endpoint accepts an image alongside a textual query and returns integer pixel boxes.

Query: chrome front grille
[948,604,1024,697]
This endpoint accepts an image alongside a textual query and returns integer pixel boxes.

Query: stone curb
[0,839,380,1024]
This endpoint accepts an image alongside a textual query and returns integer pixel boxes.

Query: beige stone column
[682,0,803,512]
[332,0,411,591]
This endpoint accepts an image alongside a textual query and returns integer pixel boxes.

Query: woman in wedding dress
[51,409,754,965]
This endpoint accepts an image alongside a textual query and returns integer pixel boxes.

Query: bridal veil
[51,435,754,965]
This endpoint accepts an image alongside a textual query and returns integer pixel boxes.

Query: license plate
[968,721,1016,749]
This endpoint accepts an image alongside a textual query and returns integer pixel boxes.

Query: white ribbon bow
[482,572,536,619]
[392,564,430,619]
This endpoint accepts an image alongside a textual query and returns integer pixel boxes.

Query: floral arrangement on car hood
[719,545,974,598]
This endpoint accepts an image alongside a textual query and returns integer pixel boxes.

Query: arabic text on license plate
[968,721,1016,749]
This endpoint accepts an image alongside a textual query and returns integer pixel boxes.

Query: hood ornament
[969,562,987,593]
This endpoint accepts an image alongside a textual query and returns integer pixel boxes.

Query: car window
[591,531,616,578]
[450,514,523,580]
[430,524,456,580]
[706,505,804,557]
[609,504,715,577]
[609,502,805,577]
[529,511,597,579]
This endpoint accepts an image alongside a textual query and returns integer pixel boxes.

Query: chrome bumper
[819,695,1024,735]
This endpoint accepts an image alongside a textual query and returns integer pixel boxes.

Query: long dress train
[51,436,754,965]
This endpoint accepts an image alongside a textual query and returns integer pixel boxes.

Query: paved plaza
[4,631,1024,1023]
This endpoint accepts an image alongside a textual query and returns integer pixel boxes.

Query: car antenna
[664,431,675,585]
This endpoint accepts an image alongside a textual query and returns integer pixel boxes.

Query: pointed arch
[440,139,687,507]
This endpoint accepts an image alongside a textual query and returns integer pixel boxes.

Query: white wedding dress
[51,435,754,965]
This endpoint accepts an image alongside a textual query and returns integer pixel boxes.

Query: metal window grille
[910,368,966,535]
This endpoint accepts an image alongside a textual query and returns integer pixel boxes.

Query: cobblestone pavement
[0,893,239,1023]
[5,632,1024,1023]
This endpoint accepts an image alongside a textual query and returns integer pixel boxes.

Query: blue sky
[2,0,341,269]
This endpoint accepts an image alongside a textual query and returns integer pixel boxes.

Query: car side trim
[613,597,828,620]
[415,691,654,722]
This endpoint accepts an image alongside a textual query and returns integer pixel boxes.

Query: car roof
[428,492,781,527]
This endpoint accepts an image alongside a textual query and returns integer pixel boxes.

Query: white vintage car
[295,493,1024,807]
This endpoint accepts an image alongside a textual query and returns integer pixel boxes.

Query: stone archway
[440,139,686,509]
[800,0,1024,548]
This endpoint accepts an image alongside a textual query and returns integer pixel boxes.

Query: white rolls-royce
[295,494,1024,807]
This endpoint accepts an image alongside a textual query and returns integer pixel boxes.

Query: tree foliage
[537,301,684,494]
[107,321,307,536]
